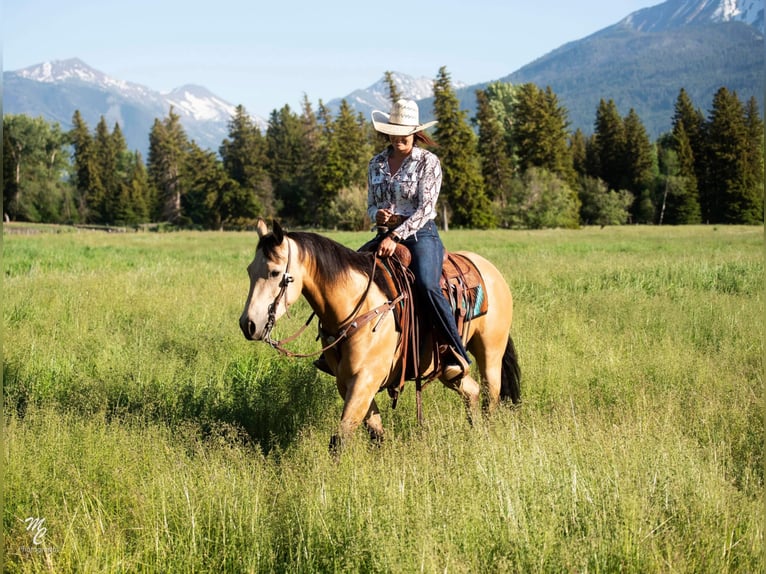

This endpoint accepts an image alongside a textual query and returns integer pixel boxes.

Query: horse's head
[239,219,302,341]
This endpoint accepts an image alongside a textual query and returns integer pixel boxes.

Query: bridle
[260,236,403,358]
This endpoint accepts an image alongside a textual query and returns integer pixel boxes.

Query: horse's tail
[500,336,521,405]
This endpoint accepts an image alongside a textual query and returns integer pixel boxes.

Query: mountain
[3,58,267,156]
[3,0,763,149]
[324,74,461,118]
[417,0,763,139]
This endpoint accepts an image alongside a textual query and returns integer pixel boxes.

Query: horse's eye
[269,270,281,279]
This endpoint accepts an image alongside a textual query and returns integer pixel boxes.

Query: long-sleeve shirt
[366,146,442,240]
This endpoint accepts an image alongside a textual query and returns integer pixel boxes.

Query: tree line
[3,67,763,229]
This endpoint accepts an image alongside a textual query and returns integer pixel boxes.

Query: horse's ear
[272,220,284,243]
[256,218,269,238]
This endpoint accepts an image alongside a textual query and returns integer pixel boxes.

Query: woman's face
[389,133,414,155]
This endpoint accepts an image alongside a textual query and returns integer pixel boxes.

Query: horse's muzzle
[239,315,259,340]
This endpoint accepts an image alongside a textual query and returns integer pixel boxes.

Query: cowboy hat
[371,99,437,136]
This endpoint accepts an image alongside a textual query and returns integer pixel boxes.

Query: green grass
[3,224,763,573]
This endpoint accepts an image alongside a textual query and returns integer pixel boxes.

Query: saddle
[374,243,489,401]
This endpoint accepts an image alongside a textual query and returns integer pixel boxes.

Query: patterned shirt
[367,146,442,240]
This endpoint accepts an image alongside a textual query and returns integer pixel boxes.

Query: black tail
[500,336,521,405]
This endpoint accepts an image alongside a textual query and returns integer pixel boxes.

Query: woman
[365,99,470,382]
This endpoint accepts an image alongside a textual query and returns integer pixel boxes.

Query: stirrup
[442,346,468,382]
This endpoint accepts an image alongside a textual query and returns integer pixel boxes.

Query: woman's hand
[377,235,397,258]
[375,209,393,226]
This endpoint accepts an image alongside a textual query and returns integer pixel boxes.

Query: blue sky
[3,0,661,118]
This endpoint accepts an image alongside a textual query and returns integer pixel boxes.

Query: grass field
[3,224,763,573]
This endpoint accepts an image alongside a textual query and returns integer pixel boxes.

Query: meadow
[3,224,763,573]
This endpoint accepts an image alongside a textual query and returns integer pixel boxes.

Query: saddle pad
[441,253,488,321]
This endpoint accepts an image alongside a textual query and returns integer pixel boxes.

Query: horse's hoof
[328,434,341,455]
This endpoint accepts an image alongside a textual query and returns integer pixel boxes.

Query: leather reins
[261,238,403,359]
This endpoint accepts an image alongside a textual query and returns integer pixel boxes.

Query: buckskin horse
[239,219,520,449]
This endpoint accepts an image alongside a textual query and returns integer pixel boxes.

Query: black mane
[259,231,388,292]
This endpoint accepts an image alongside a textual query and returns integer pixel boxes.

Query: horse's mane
[259,231,388,292]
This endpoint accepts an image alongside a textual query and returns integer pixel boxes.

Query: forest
[3,67,764,230]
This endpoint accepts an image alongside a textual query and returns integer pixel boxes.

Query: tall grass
[3,224,763,573]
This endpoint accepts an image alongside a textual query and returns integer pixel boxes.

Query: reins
[262,241,401,358]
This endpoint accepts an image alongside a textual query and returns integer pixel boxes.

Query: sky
[3,0,662,118]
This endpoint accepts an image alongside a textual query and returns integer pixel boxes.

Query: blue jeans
[385,220,471,364]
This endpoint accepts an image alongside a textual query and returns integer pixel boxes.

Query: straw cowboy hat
[371,99,437,136]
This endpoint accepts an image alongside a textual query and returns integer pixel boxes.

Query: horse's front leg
[330,373,383,452]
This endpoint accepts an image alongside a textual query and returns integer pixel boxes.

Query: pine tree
[433,66,494,228]
[475,88,514,208]
[267,104,305,224]
[69,110,101,222]
[383,71,402,104]
[591,99,625,193]
[570,129,588,179]
[220,105,271,218]
[510,83,574,184]
[704,87,752,223]
[622,109,656,222]
[741,96,764,224]
[147,108,190,224]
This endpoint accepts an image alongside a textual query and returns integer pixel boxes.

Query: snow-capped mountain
[5,58,266,155]
[618,0,764,33]
[325,73,457,118]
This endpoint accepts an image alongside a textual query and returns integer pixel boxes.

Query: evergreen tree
[315,99,371,227]
[475,88,514,208]
[433,66,494,228]
[147,108,190,224]
[267,104,303,223]
[510,83,574,184]
[671,88,707,201]
[704,87,755,223]
[591,99,625,193]
[220,105,272,218]
[69,111,97,221]
[622,109,656,222]
[383,71,402,104]
[570,129,588,179]
[741,96,764,223]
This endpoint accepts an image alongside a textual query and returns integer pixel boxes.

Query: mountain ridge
[3,0,763,151]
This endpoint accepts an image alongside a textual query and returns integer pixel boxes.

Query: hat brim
[371,110,437,136]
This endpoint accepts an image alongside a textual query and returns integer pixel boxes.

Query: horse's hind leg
[364,399,384,444]
[442,374,482,425]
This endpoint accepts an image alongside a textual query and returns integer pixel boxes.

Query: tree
[622,109,656,222]
[578,176,633,226]
[220,105,272,218]
[433,66,494,228]
[266,104,308,224]
[656,134,701,224]
[315,99,371,227]
[147,108,190,224]
[475,88,514,207]
[508,167,580,229]
[3,114,71,222]
[69,110,98,222]
[383,71,402,104]
[704,87,758,223]
[510,83,574,184]
[590,99,625,192]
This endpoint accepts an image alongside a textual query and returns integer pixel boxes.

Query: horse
[239,219,520,448]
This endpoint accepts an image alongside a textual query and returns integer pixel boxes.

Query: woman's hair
[415,130,437,147]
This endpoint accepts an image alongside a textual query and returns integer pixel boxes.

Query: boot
[442,346,469,382]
